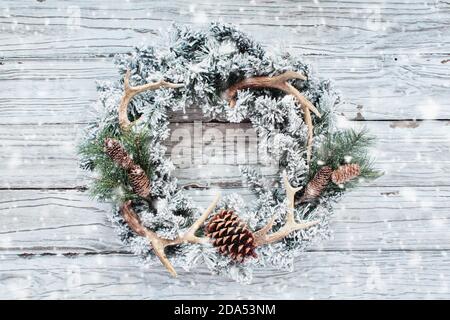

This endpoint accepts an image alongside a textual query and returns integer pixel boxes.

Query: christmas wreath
[79,23,380,283]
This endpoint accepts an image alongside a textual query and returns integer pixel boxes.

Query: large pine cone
[331,163,361,185]
[300,166,332,202]
[128,164,151,198]
[104,138,133,170]
[205,210,257,262]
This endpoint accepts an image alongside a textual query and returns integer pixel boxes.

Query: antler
[224,70,321,162]
[254,172,320,246]
[120,193,220,277]
[118,70,184,131]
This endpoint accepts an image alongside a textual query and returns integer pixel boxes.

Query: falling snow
[0,0,449,299]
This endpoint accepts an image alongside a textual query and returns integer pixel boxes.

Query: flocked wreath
[79,23,380,283]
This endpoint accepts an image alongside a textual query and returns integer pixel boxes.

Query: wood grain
[1,186,449,254]
[0,0,449,58]
[0,54,448,124]
[1,121,448,188]
[0,251,448,299]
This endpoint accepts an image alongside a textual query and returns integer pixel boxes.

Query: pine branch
[78,125,152,203]
[309,128,382,197]
[240,166,266,195]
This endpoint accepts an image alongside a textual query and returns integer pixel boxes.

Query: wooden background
[0,0,449,299]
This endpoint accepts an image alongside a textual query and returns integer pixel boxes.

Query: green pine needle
[310,128,382,194]
[78,125,152,203]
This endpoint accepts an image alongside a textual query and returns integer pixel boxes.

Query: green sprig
[78,126,152,203]
[309,128,382,195]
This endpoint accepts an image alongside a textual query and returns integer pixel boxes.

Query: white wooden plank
[0,54,448,124]
[0,190,124,254]
[0,121,448,188]
[1,186,449,254]
[0,0,449,59]
[0,251,448,299]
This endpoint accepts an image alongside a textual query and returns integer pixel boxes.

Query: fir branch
[309,128,382,197]
[239,165,266,196]
[78,126,152,203]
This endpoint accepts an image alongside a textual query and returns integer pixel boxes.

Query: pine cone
[331,163,361,185]
[104,138,133,170]
[128,164,151,198]
[300,166,332,202]
[205,210,257,262]
[104,138,151,198]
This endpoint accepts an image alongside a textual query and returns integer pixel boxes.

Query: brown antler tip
[282,70,307,81]
[223,70,320,163]
[118,69,183,131]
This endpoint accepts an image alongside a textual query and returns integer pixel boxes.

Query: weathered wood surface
[0,0,449,299]
[1,252,449,299]
[0,0,449,57]
[1,55,449,123]
[1,121,449,188]
[1,186,450,254]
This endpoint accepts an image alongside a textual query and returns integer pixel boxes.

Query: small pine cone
[205,210,257,262]
[331,163,361,185]
[104,138,133,170]
[300,166,333,202]
[128,164,151,198]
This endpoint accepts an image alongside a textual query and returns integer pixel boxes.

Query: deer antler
[224,70,321,162]
[254,172,320,246]
[120,173,319,273]
[118,70,184,131]
[120,193,220,277]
